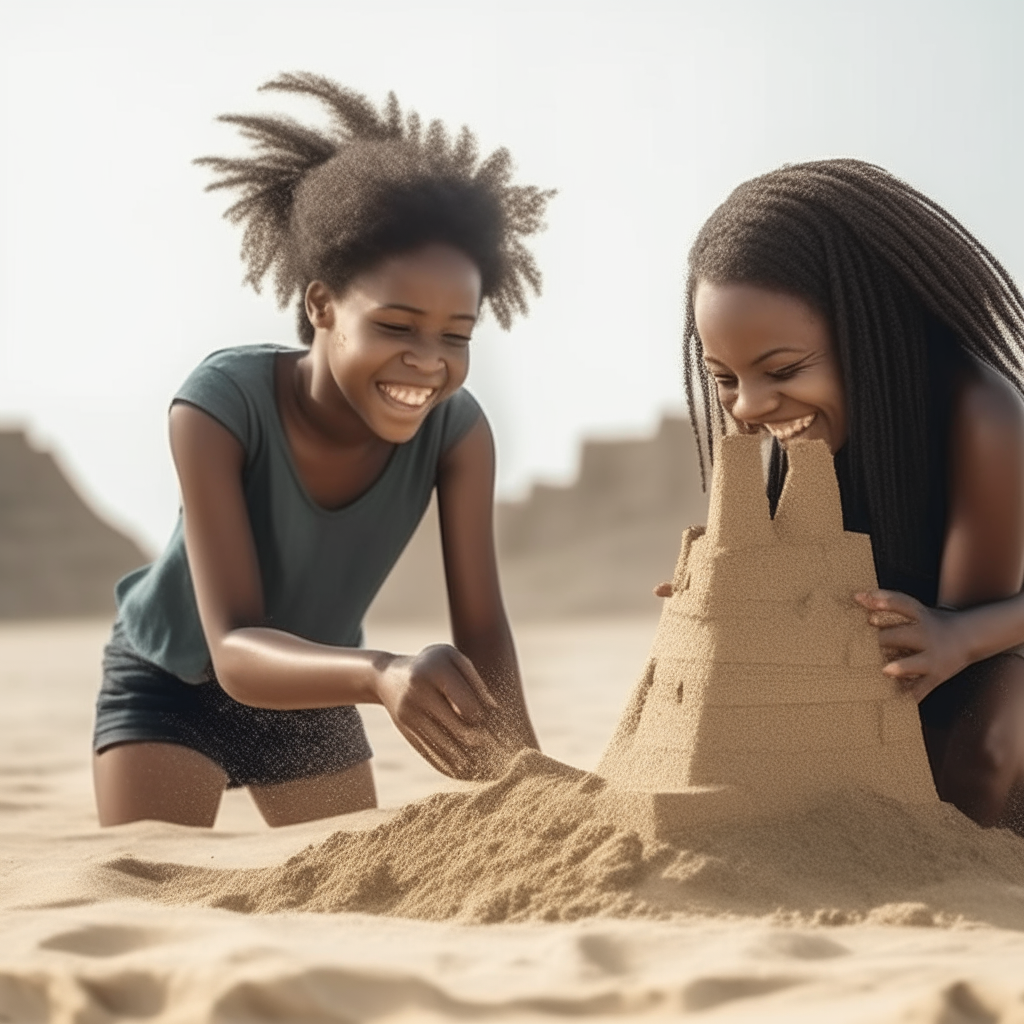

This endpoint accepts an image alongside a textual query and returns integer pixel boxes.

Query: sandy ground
[3,618,1024,1023]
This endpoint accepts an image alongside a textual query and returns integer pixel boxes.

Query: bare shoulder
[950,355,1024,454]
[945,353,1024,544]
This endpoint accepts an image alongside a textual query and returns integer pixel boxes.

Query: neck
[291,339,378,449]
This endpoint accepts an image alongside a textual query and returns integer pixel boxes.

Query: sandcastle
[598,433,937,836]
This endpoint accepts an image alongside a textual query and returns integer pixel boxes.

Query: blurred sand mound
[0,430,148,618]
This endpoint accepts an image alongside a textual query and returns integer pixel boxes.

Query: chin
[377,417,427,444]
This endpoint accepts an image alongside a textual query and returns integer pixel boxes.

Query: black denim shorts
[93,622,373,788]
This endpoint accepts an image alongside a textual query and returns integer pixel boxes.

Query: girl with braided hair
[682,158,1024,832]
[93,73,552,827]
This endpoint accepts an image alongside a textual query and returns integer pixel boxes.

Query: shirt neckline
[263,346,403,518]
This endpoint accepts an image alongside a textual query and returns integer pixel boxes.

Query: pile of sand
[108,748,1024,928]
[106,436,1024,930]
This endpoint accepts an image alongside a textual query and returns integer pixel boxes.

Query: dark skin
[680,280,1024,830]
[94,243,538,828]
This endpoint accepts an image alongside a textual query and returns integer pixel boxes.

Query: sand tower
[598,433,937,835]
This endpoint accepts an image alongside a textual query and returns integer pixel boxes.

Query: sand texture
[1,435,1017,1019]
[6,621,1024,1021]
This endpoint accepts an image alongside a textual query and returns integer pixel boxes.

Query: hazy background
[1,0,1022,553]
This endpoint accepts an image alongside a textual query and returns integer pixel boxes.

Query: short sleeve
[172,352,256,453]
[439,388,484,454]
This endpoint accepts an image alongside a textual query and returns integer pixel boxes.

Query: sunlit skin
[94,243,539,828]
[664,278,1024,831]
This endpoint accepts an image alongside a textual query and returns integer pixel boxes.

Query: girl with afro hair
[93,73,553,827]
[682,159,1024,833]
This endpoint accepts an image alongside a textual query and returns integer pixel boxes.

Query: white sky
[1,0,1022,552]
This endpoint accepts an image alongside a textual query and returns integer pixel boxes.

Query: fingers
[401,715,472,778]
[854,589,922,620]
[875,623,921,649]
[437,672,487,727]
[444,647,500,712]
[882,652,928,678]
[420,687,490,749]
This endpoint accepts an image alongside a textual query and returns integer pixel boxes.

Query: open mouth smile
[763,412,816,441]
[377,383,437,411]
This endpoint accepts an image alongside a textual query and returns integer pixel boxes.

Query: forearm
[212,627,390,710]
[949,591,1024,666]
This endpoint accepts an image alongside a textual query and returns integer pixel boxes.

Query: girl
[93,72,551,827]
[681,159,1024,832]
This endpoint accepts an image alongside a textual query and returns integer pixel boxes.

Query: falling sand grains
[108,437,1024,927]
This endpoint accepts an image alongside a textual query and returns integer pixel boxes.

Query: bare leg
[248,759,377,827]
[93,742,228,827]
[925,653,1024,833]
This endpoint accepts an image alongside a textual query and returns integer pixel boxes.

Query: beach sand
[4,617,1024,1023]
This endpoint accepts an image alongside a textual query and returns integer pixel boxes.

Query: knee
[936,668,1024,826]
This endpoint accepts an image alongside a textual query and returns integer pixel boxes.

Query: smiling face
[307,243,481,444]
[694,280,849,454]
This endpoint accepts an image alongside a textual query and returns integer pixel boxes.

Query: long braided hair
[682,159,1024,597]
[195,72,554,343]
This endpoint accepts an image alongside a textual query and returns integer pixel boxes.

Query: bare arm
[437,415,540,758]
[170,402,492,776]
[936,373,1024,661]
[859,371,1024,695]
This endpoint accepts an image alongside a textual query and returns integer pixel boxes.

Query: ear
[304,281,336,331]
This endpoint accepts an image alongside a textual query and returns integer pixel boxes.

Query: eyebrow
[704,346,806,368]
[379,303,477,323]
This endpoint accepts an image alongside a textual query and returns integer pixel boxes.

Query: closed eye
[769,364,804,380]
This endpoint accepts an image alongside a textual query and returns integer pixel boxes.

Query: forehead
[695,281,831,361]
[354,245,482,308]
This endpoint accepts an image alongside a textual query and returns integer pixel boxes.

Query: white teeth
[379,384,434,408]
[765,413,816,441]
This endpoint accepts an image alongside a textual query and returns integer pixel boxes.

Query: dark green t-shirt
[115,344,483,683]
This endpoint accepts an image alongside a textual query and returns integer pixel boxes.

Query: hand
[853,590,970,702]
[374,644,502,780]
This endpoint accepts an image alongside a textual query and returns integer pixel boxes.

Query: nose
[729,378,781,425]
[401,336,446,376]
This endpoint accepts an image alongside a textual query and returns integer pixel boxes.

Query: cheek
[447,348,471,388]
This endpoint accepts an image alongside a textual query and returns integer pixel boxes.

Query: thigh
[93,741,228,827]
[921,653,1024,827]
[248,758,377,827]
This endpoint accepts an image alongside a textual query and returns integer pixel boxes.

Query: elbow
[208,634,266,708]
